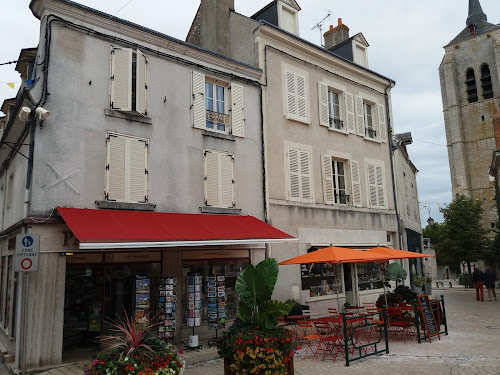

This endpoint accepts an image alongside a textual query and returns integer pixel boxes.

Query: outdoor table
[286,314,309,321]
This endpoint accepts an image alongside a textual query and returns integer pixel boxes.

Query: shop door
[343,263,358,307]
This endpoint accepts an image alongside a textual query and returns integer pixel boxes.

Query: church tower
[439,0,500,229]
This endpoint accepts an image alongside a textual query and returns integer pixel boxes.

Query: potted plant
[424,276,433,295]
[218,258,298,375]
[83,310,185,375]
[413,275,425,292]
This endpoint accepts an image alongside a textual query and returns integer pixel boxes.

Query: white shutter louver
[220,154,234,208]
[192,71,206,129]
[136,49,147,116]
[205,151,219,206]
[318,82,329,127]
[231,83,245,137]
[354,95,364,136]
[321,155,334,204]
[288,148,300,199]
[107,135,126,201]
[129,139,148,203]
[376,165,385,207]
[378,103,387,143]
[345,92,355,134]
[350,160,362,207]
[367,164,377,207]
[300,150,312,201]
[296,75,307,120]
[111,48,132,111]
[286,71,297,117]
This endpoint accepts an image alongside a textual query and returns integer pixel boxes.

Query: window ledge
[364,136,381,144]
[95,201,156,211]
[200,207,241,215]
[104,109,152,125]
[328,127,349,135]
[285,114,311,125]
[358,288,384,295]
[201,130,235,141]
[305,294,345,303]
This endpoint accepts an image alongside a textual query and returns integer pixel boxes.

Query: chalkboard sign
[418,294,440,343]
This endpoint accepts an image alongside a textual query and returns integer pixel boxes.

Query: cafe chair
[296,320,321,359]
[312,320,342,362]
[327,308,338,317]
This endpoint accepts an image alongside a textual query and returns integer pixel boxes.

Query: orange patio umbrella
[279,246,386,311]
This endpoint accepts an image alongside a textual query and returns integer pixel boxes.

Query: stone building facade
[439,0,500,230]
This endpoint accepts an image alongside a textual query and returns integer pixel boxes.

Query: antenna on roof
[311,11,331,46]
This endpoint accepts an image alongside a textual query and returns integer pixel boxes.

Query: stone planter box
[224,356,294,375]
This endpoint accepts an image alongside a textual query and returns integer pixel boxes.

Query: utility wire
[412,137,447,147]
[109,0,135,19]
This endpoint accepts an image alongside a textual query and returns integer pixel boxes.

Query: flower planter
[224,356,294,375]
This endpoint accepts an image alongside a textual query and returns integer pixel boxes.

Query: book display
[206,276,226,330]
[186,274,202,327]
[159,277,176,339]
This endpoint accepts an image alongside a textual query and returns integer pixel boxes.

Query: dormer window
[278,1,299,35]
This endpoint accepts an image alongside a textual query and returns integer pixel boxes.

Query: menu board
[418,294,440,343]
[159,277,176,339]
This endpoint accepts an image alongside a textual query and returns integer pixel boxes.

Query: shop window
[481,64,493,100]
[356,262,383,291]
[465,68,478,103]
[301,247,343,297]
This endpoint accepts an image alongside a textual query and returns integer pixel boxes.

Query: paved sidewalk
[28,288,500,374]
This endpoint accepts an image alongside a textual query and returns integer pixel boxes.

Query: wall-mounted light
[19,107,31,121]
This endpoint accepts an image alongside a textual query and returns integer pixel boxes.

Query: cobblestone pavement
[184,288,500,375]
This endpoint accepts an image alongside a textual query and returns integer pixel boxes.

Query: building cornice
[258,25,394,90]
[30,0,262,81]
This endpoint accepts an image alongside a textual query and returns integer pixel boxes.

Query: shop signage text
[15,234,40,272]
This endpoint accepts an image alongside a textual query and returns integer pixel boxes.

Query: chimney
[324,18,350,51]
[197,0,234,56]
[494,109,500,149]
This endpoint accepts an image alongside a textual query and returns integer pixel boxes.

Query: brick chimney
[494,109,500,149]
[324,18,350,51]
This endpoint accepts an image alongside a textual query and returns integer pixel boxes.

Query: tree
[422,221,446,247]
[437,194,491,275]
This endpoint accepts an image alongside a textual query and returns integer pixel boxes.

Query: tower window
[480,64,493,100]
[465,68,478,103]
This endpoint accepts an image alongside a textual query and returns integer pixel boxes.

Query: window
[110,47,148,116]
[287,147,313,203]
[328,92,342,130]
[105,133,149,203]
[192,72,245,137]
[366,160,386,209]
[356,262,383,291]
[283,67,309,123]
[1,256,15,335]
[302,248,343,297]
[363,103,376,139]
[465,68,478,103]
[322,155,362,207]
[204,150,234,208]
[318,82,351,133]
[481,64,493,100]
[278,2,299,35]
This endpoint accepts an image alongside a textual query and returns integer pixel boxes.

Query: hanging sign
[15,234,40,272]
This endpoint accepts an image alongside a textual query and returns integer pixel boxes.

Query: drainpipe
[14,114,36,373]
[384,81,404,253]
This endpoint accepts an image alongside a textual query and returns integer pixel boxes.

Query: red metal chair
[297,320,321,358]
[312,320,342,361]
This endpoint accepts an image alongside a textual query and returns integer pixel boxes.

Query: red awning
[57,207,296,250]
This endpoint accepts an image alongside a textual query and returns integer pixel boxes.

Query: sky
[1,0,500,225]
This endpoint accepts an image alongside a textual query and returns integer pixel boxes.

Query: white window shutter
[318,82,329,127]
[192,71,206,129]
[300,150,312,201]
[111,47,132,111]
[350,160,362,207]
[378,104,387,143]
[231,83,245,137]
[345,92,356,134]
[321,154,334,204]
[220,153,234,208]
[376,165,386,207]
[288,148,300,199]
[285,71,297,117]
[136,49,148,116]
[296,75,308,120]
[128,139,148,203]
[367,164,377,207]
[205,151,219,206]
[354,95,364,136]
[106,135,126,201]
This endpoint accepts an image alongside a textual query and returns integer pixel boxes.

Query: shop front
[56,207,295,355]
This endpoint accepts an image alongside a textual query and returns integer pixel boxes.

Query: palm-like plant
[99,309,158,358]
[235,258,292,329]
